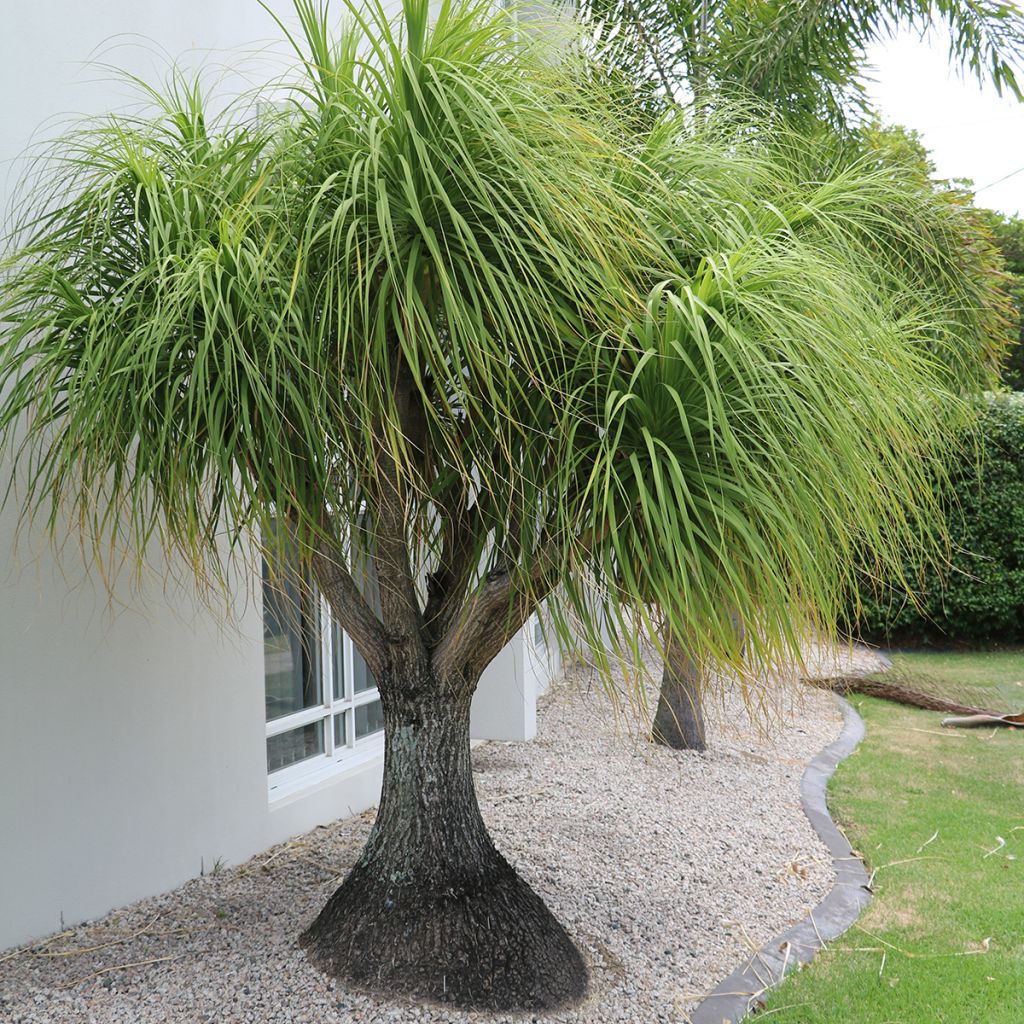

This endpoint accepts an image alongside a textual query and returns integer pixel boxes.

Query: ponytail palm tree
[581,0,1024,749]
[0,0,1003,1010]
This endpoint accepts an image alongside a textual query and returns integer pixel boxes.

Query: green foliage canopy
[0,0,1007,684]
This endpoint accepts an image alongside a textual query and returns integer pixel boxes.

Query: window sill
[267,735,385,805]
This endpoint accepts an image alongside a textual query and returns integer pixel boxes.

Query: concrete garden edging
[689,697,871,1023]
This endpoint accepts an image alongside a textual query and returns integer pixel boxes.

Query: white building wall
[0,0,549,953]
[472,642,536,742]
[0,525,270,950]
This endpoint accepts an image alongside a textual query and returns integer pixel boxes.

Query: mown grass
[758,651,1024,1023]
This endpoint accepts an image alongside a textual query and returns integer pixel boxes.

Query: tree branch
[623,0,678,99]
[422,487,488,647]
[432,511,611,684]
[431,536,565,684]
[310,536,389,680]
[362,348,429,661]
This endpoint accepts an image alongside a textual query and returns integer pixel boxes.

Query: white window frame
[531,610,546,650]
[265,590,385,799]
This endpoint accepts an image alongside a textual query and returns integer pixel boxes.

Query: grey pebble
[0,640,881,1023]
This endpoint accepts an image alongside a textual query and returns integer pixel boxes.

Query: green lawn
[759,650,1024,1024]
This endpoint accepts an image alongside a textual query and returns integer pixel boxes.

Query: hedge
[852,391,1024,646]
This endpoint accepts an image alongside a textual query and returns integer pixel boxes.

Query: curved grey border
[689,697,871,1024]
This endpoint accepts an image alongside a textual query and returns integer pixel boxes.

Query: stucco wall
[0,527,271,947]
[0,0,545,952]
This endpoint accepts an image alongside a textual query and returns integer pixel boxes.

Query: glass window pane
[333,712,347,748]
[263,559,321,722]
[349,544,381,696]
[353,645,376,695]
[350,529,382,616]
[332,621,346,701]
[267,721,324,773]
[355,699,385,739]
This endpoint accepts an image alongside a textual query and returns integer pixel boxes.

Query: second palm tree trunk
[651,632,706,751]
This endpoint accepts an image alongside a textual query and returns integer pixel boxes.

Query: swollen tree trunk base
[300,674,587,1011]
[300,846,588,1010]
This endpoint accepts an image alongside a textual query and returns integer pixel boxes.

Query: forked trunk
[651,633,706,751]
[300,667,588,1010]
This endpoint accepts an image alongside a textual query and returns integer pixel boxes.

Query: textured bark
[651,633,706,751]
[301,668,588,1010]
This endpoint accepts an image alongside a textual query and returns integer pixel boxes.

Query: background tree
[582,0,1024,121]
[581,0,1024,749]
[983,209,1024,387]
[0,0,1005,1009]
[647,119,1008,751]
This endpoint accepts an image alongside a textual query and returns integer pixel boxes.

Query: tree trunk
[300,668,588,1010]
[651,632,706,751]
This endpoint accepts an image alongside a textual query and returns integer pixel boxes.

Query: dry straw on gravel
[1,644,884,1023]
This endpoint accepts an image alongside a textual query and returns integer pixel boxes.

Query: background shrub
[852,392,1024,646]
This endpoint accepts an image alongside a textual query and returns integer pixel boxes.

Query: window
[533,613,545,649]
[262,556,384,793]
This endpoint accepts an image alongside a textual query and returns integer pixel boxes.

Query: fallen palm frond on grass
[806,666,1024,729]
[808,673,986,715]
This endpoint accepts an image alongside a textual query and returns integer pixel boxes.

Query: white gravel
[0,642,881,1024]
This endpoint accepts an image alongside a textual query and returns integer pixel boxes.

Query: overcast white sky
[866,25,1024,217]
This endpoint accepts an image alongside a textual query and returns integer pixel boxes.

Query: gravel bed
[0,643,879,1023]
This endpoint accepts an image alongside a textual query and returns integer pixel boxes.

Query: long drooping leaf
[0,0,1003,696]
